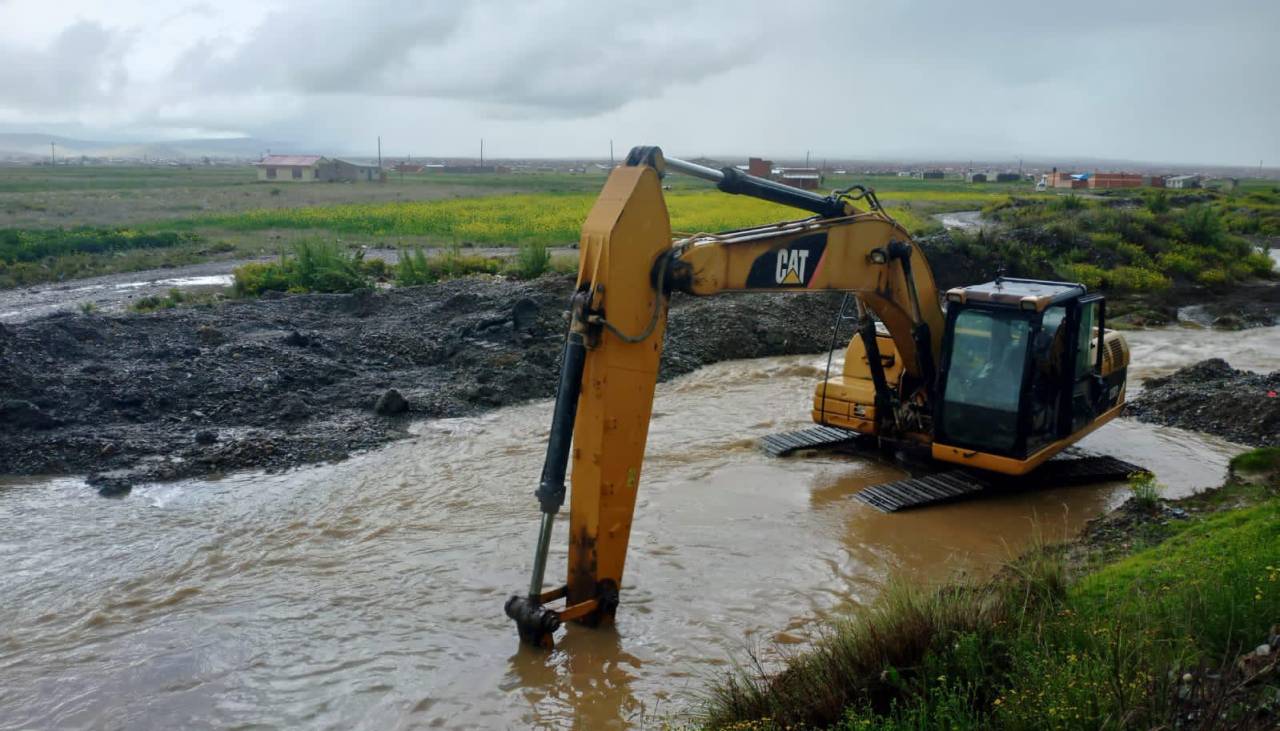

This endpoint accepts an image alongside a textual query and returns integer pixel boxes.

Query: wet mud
[0,274,846,487]
[1129,358,1280,446]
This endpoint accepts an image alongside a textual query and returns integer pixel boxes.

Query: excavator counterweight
[507,147,1129,648]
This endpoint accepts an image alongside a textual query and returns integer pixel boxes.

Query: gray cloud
[175,0,768,116]
[0,21,129,111]
[0,0,1276,164]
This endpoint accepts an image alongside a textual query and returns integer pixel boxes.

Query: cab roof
[945,277,1086,312]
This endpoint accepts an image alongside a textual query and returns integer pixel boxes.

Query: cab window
[940,309,1030,453]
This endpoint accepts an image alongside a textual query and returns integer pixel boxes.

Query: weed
[393,244,502,287]
[1127,472,1162,510]
[233,239,371,296]
[78,301,96,314]
[508,241,551,279]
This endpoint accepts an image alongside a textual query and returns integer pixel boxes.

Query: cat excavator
[505,146,1131,648]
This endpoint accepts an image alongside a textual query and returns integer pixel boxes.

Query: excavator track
[759,426,861,457]
[760,431,1146,512]
[854,453,1147,512]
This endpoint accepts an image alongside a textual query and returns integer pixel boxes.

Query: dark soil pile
[1128,358,1280,446]
[0,274,845,485]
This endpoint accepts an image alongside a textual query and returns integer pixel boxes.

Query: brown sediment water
[0,326,1273,729]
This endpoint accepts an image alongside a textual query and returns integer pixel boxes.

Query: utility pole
[377,136,382,169]
[50,141,55,167]
[610,139,614,167]
[805,150,811,167]
[480,138,484,167]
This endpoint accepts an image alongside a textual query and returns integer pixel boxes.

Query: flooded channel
[1,325,1275,729]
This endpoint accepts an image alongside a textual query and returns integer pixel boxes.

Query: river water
[1,326,1277,730]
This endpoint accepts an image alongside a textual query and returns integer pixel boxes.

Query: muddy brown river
[1,326,1277,729]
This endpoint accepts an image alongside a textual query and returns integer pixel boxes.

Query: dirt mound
[1128,358,1280,446]
[0,275,846,485]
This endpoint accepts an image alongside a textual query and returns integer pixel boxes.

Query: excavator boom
[506,146,1128,648]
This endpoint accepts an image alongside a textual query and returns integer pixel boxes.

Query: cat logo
[775,248,810,285]
[745,232,828,289]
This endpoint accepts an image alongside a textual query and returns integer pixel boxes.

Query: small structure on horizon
[254,154,326,182]
[1163,174,1202,189]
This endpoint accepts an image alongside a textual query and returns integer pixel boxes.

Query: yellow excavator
[506,146,1131,648]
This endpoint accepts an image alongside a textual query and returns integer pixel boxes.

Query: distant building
[774,167,822,190]
[1088,172,1142,189]
[922,170,945,180]
[1164,174,1202,189]
[994,172,1021,183]
[254,154,326,182]
[1048,170,1088,189]
[965,172,988,183]
[747,157,773,177]
[323,158,382,182]
[394,162,425,173]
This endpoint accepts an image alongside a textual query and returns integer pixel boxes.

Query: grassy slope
[700,454,1280,730]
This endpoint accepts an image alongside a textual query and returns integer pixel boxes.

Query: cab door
[1064,295,1105,434]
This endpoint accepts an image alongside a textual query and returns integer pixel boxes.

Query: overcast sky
[0,0,1275,165]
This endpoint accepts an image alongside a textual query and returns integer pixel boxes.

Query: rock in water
[511,298,540,333]
[374,388,409,415]
[194,429,218,445]
[89,475,132,498]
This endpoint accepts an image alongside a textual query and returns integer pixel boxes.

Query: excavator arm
[505,147,946,647]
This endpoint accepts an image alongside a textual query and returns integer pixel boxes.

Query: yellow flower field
[195,190,938,246]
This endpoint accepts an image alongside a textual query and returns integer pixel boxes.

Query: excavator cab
[931,278,1127,473]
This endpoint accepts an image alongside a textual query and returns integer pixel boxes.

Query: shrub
[1054,262,1106,290]
[1156,250,1200,279]
[1144,190,1170,214]
[132,287,186,312]
[508,241,551,279]
[393,245,502,287]
[395,247,436,286]
[79,301,96,314]
[1053,194,1084,212]
[1127,472,1162,510]
[1179,204,1225,247]
[1242,250,1276,278]
[233,239,371,296]
[1106,265,1170,292]
[1195,267,1229,287]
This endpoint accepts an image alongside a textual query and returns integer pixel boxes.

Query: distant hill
[0,133,298,161]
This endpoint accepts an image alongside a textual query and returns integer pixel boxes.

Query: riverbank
[0,274,845,490]
[699,447,1280,730]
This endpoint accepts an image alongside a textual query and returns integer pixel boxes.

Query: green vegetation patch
[972,192,1276,293]
[233,239,377,296]
[0,226,208,288]
[702,495,1280,730]
[1232,446,1280,474]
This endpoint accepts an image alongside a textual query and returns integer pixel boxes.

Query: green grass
[0,226,217,288]
[1232,447,1280,474]
[0,165,256,193]
[701,483,1280,730]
